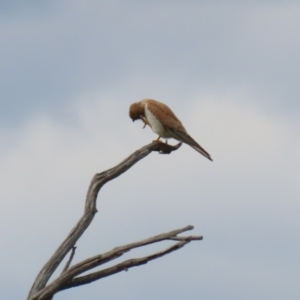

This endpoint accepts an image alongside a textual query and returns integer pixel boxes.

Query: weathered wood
[61,247,76,274]
[59,240,198,290]
[32,226,202,300]
[27,142,183,300]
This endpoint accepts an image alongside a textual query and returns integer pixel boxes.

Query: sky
[1,1,300,299]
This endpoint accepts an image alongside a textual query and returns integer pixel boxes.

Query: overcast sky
[1,2,300,299]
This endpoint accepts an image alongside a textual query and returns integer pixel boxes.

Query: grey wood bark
[27,141,202,300]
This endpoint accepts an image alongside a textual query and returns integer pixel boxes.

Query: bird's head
[129,102,145,121]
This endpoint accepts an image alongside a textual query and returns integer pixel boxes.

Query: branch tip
[151,141,182,154]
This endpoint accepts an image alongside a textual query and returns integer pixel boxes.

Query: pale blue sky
[1,2,300,299]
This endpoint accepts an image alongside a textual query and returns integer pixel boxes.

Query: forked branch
[27,141,203,300]
[31,226,202,300]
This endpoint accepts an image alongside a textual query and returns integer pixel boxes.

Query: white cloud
[1,91,299,299]
[1,1,300,298]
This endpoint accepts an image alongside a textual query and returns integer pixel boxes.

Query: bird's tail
[171,130,213,161]
[189,144,213,161]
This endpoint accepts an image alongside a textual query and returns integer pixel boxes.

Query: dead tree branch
[27,141,202,300]
[31,226,202,300]
[61,247,77,274]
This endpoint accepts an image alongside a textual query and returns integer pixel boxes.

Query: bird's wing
[169,129,213,161]
[146,99,212,161]
[146,99,186,131]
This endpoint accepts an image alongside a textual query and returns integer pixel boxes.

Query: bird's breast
[145,106,170,137]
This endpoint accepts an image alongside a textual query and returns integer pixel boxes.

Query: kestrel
[129,99,213,161]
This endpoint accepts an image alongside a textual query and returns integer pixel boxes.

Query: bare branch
[60,240,191,290]
[152,141,182,154]
[168,236,203,241]
[32,227,201,300]
[61,247,77,274]
[27,142,181,300]
[61,225,199,281]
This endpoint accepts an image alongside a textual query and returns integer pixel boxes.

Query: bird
[129,99,213,161]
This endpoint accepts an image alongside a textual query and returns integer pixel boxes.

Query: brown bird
[129,99,213,161]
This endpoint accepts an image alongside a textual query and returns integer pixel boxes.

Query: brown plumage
[129,99,213,161]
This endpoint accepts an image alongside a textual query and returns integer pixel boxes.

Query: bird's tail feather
[171,130,213,161]
[190,145,213,161]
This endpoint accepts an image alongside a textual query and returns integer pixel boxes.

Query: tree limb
[61,247,76,274]
[60,240,192,290]
[27,142,182,300]
[31,226,202,300]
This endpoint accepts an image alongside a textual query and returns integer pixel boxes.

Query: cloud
[1,90,299,299]
[1,1,299,128]
[1,1,300,299]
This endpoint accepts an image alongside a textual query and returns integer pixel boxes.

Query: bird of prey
[129,99,213,161]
